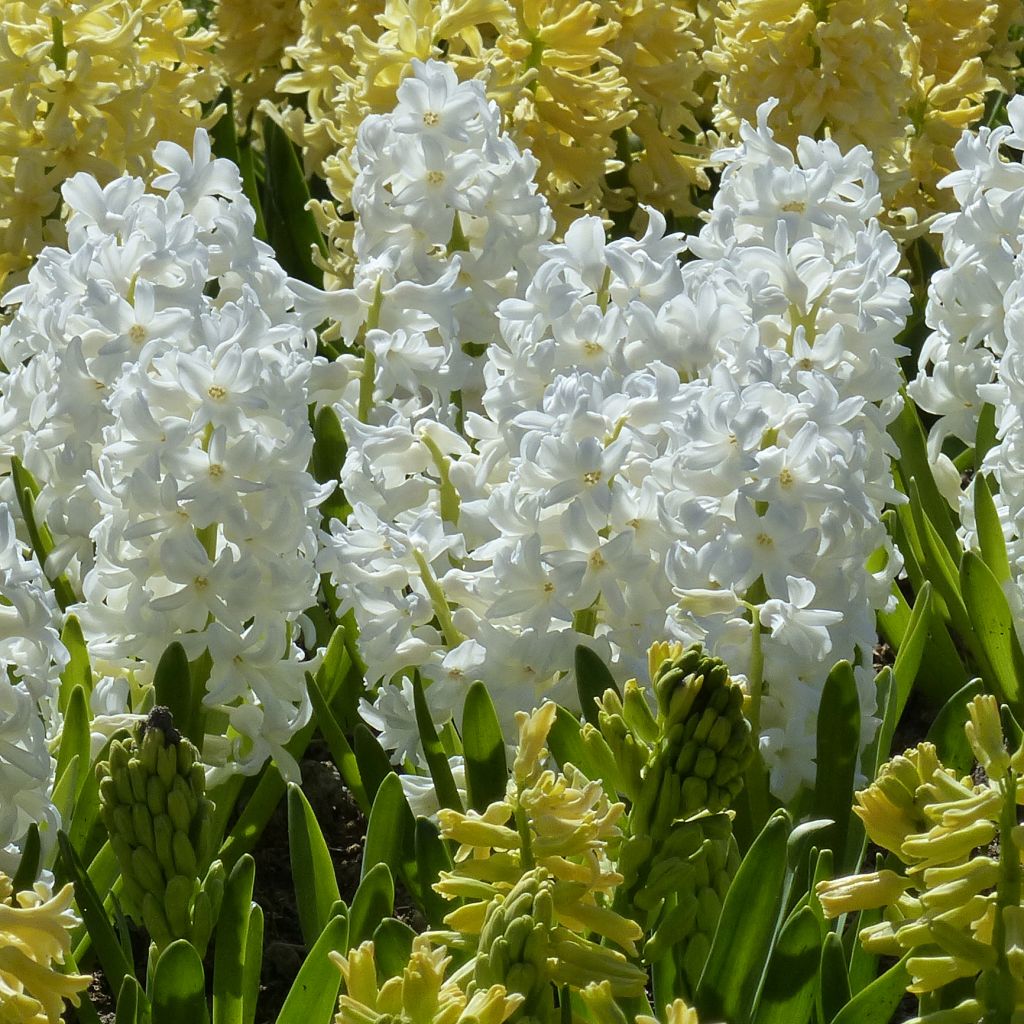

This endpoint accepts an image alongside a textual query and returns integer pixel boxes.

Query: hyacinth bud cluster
[816,695,1024,1022]
[96,708,222,951]
[606,644,747,994]
[0,128,333,781]
[321,64,908,800]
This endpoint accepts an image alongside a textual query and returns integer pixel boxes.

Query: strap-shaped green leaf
[262,119,327,287]
[54,684,90,798]
[575,645,619,722]
[890,395,960,556]
[372,918,416,977]
[353,723,393,803]
[214,854,256,1024]
[11,826,41,893]
[974,473,1011,582]
[288,784,342,949]
[115,975,145,1024]
[306,672,369,813]
[975,401,998,468]
[242,904,264,1024]
[751,906,822,1024]
[695,810,791,1024]
[414,816,454,927]
[349,862,395,949]
[58,614,92,710]
[58,831,134,994]
[830,952,910,1024]
[153,641,194,741]
[362,772,416,886]
[812,662,859,871]
[210,88,267,241]
[462,681,507,812]
[312,407,349,523]
[274,914,346,1024]
[926,677,985,775]
[547,705,601,781]
[890,582,931,720]
[412,672,463,812]
[152,941,209,1024]
[961,550,1024,711]
[818,932,852,1024]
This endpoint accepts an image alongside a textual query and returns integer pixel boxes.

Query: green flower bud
[96,706,210,950]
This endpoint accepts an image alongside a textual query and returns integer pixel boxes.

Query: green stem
[357,282,384,422]
[414,549,464,648]
[420,433,460,526]
[51,17,66,71]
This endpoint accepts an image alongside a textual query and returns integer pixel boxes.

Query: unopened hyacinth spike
[95,706,220,951]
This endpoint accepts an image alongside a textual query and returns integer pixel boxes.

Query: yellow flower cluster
[707,0,1024,228]
[332,935,523,1024]
[816,695,1024,1023]
[213,0,303,118]
[581,980,706,1024]
[0,0,221,288]
[0,872,89,1024]
[434,702,647,998]
[274,0,707,273]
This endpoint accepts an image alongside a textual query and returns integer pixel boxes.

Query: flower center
[422,110,440,126]
[426,170,446,185]
[129,323,147,343]
[208,384,227,400]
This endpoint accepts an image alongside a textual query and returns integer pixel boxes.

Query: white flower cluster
[0,130,330,781]
[909,96,1024,460]
[0,507,66,869]
[937,98,1024,630]
[321,76,909,799]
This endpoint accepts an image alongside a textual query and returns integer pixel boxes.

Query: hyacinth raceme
[0,505,67,870]
[816,695,1024,1022]
[706,0,1023,227]
[0,0,221,288]
[95,708,222,950]
[0,870,89,1024]
[0,129,334,782]
[274,0,708,262]
[321,67,908,799]
[910,96,1024,631]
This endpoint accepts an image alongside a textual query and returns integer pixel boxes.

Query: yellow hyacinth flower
[213,0,304,117]
[0,0,221,287]
[0,872,89,1024]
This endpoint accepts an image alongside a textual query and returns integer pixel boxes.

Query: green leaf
[575,645,619,723]
[12,825,41,893]
[288,783,342,948]
[209,89,267,242]
[353,723,393,804]
[975,401,998,468]
[890,583,932,721]
[262,119,327,287]
[312,407,349,523]
[547,706,601,781]
[55,684,90,798]
[890,396,960,556]
[115,975,146,1024]
[908,481,971,634]
[415,816,454,927]
[58,831,134,994]
[152,941,209,1024]
[349,862,395,949]
[819,932,852,1024]
[973,473,1011,582]
[961,550,1024,711]
[372,918,416,977]
[242,904,264,1024]
[214,854,256,1024]
[830,952,911,1024]
[154,642,194,742]
[462,681,507,813]
[811,662,859,871]
[58,614,92,711]
[695,810,791,1024]
[362,772,416,885]
[275,914,346,1024]
[751,906,821,1024]
[926,678,985,775]
[306,672,369,813]
[412,672,463,812]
